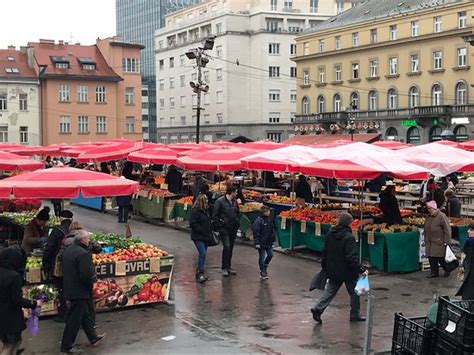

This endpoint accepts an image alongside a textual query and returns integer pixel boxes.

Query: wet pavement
[23,206,461,354]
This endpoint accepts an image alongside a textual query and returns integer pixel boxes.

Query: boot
[197,272,208,283]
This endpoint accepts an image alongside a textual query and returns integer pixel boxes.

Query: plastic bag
[355,276,370,296]
[445,245,456,263]
[27,306,41,336]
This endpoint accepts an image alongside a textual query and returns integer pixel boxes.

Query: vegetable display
[0,211,61,226]
[90,232,141,250]
[29,284,57,302]
[92,242,168,264]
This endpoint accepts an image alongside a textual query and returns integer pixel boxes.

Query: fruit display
[279,206,340,225]
[350,205,382,215]
[243,190,264,201]
[0,211,61,226]
[449,217,473,226]
[92,242,168,264]
[363,223,418,234]
[26,256,42,269]
[142,188,175,197]
[90,232,142,250]
[239,202,263,213]
[400,209,414,217]
[177,196,194,204]
[320,203,343,211]
[209,183,226,193]
[0,199,42,213]
[403,217,425,226]
[267,195,296,204]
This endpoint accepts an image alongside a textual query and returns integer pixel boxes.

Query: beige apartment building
[294,0,474,144]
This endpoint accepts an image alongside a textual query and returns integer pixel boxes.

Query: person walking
[444,189,462,218]
[379,185,402,225]
[456,224,474,300]
[253,206,275,279]
[0,245,40,355]
[21,207,50,255]
[213,185,240,277]
[424,200,452,278]
[61,231,105,353]
[116,193,132,224]
[295,175,314,204]
[311,213,367,324]
[189,194,212,283]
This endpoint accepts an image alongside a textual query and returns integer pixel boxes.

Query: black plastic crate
[436,296,474,347]
[432,329,474,355]
[391,313,434,355]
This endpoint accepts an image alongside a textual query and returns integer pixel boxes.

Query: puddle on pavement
[372,287,389,291]
[401,293,412,297]
[263,333,294,340]
[299,343,330,350]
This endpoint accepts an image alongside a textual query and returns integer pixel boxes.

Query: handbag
[207,230,221,247]
[444,245,459,272]
[309,269,328,291]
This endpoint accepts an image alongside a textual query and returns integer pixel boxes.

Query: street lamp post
[346,104,357,141]
[186,37,214,144]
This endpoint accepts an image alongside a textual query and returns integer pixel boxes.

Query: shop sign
[95,257,172,278]
[401,119,417,127]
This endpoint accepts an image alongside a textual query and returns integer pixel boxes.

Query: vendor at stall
[444,189,462,218]
[423,178,445,209]
[379,185,402,225]
[21,207,50,255]
[262,171,277,188]
[165,165,183,194]
[295,175,313,204]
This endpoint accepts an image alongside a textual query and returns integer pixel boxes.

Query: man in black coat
[311,213,367,324]
[444,189,462,218]
[379,185,402,225]
[61,231,105,353]
[165,165,183,194]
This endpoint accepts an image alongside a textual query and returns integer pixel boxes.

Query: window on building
[290,67,297,78]
[55,62,69,69]
[368,91,378,111]
[192,94,197,106]
[410,54,419,72]
[310,0,318,13]
[216,23,222,34]
[19,126,28,144]
[180,96,186,107]
[159,79,164,90]
[267,132,282,142]
[352,32,359,47]
[389,57,398,75]
[432,84,442,106]
[334,65,341,81]
[409,86,419,108]
[77,85,88,102]
[334,36,341,50]
[59,116,71,133]
[125,87,134,105]
[216,91,223,103]
[126,117,135,133]
[216,45,223,57]
[96,116,106,133]
[455,81,467,105]
[216,69,223,81]
[351,63,359,79]
[58,84,70,102]
[303,70,309,85]
[290,90,297,102]
[180,116,186,126]
[203,114,210,125]
[389,25,397,40]
[269,89,280,102]
[0,125,8,142]
[217,113,223,124]
[122,58,140,72]
[283,0,292,9]
[370,29,377,44]
[159,98,165,110]
[269,43,280,54]
[434,16,442,33]
[203,93,210,105]
[407,126,420,143]
[169,97,175,108]
[317,95,325,113]
[458,47,467,67]
[180,55,185,66]
[458,11,467,29]
[191,73,197,81]
[78,116,89,133]
[0,93,6,111]
[301,96,310,114]
[318,67,325,83]
[180,75,186,87]
[271,0,277,11]
[433,51,443,70]
[269,66,280,78]
[411,20,419,37]
[204,71,209,82]
[159,59,164,70]
[95,86,106,103]
[319,39,325,53]
[336,1,344,13]
[169,57,174,68]
[269,112,280,123]
[387,89,397,109]
[369,60,378,77]
[19,94,27,111]
[169,77,175,89]
[333,94,342,112]
[303,42,309,55]
[350,92,359,110]
[290,43,296,55]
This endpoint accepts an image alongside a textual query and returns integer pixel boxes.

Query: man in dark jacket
[311,213,367,324]
[42,210,73,322]
[165,165,183,194]
[444,189,462,218]
[295,175,313,203]
[379,185,402,224]
[253,206,275,279]
[61,231,105,353]
[213,185,240,277]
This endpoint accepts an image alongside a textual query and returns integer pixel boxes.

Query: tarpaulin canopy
[0,166,139,199]
[398,142,474,176]
[313,139,354,148]
[0,151,44,171]
[371,141,412,150]
[460,140,474,151]
[76,143,141,163]
[177,147,260,171]
[62,145,101,158]
[127,147,178,165]
[240,141,286,150]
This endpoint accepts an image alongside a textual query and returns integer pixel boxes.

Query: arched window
[407,127,420,144]
[317,95,325,113]
[455,81,467,105]
[409,86,419,108]
[302,96,310,114]
[455,125,468,142]
[368,90,377,111]
[429,125,442,142]
[333,94,342,112]
[385,127,398,140]
[432,84,443,106]
[350,92,359,110]
[387,88,398,109]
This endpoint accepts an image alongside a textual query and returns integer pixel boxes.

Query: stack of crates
[391,313,434,354]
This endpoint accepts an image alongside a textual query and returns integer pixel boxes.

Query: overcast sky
[0,0,116,48]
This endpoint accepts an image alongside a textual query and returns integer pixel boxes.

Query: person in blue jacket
[253,206,275,279]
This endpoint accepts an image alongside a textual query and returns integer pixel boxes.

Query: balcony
[410,105,452,118]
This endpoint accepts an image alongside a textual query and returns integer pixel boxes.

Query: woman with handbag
[456,224,474,300]
[190,194,212,283]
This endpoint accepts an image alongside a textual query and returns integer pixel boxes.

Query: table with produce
[23,232,174,317]
[131,187,181,220]
[0,211,61,244]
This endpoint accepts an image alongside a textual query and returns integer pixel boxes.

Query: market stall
[131,188,181,221]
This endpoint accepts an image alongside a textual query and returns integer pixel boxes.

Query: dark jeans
[87,298,96,326]
[258,247,273,272]
[429,256,449,275]
[52,200,62,217]
[61,299,98,350]
[221,228,237,270]
[54,277,68,319]
[194,240,208,273]
[313,278,361,318]
[118,205,129,223]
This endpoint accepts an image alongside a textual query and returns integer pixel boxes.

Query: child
[253,206,275,279]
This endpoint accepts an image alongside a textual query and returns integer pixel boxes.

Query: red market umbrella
[0,151,44,171]
[177,147,261,171]
[128,147,178,165]
[62,145,100,158]
[372,141,412,150]
[242,141,286,150]
[313,139,354,148]
[459,140,474,151]
[0,166,139,199]
[432,140,459,148]
[8,146,45,156]
[76,143,140,163]
[0,144,24,151]
[167,143,203,152]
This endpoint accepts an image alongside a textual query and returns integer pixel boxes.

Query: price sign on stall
[281,217,287,230]
[315,222,321,236]
[184,203,188,211]
[367,230,375,245]
[301,220,307,233]
[352,228,359,242]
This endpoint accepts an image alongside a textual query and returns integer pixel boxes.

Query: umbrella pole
[359,180,365,262]
[290,172,295,250]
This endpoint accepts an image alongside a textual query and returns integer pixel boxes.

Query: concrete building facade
[154,0,347,143]
[0,47,40,145]
[294,0,474,144]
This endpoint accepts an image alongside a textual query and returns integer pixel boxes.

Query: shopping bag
[207,230,221,247]
[309,269,328,291]
[27,307,41,336]
[445,258,459,273]
[445,245,457,263]
[355,276,370,296]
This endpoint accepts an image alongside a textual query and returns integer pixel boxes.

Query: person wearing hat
[456,223,474,300]
[21,207,50,255]
[424,200,452,278]
[444,189,462,218]
[311,212,368,324]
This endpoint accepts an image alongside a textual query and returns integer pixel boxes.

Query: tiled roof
[302,0,463,34]
[0,49,37,80]
[28,42,121,81]
[284,133,380,144]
